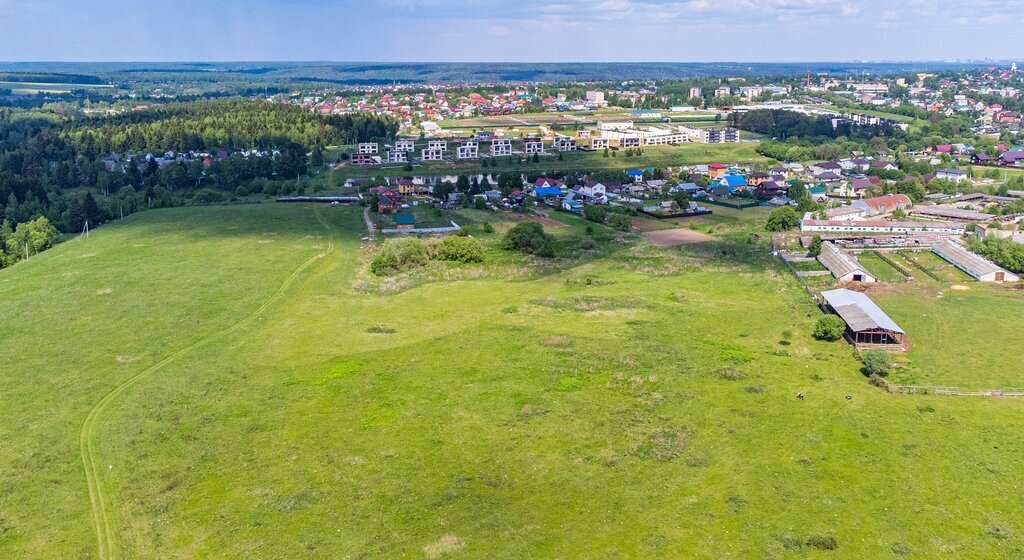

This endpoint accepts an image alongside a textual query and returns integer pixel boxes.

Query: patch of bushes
[370,238,430,276]
[606,213,633,231]
[366,326,396,334]
[434,236,483,263]
[812,315,846,341]
[369,235,484,275]
[861,349,893,377]
[503,221,554,258]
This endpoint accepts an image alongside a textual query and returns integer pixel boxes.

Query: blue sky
[1,0,1021,62]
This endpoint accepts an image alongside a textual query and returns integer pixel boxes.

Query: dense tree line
[62,100,396,155]
[0,100,398,267]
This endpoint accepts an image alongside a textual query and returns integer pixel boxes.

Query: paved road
[363,206,376,235]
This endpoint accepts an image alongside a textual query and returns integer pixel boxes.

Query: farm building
[821,289,908,349]
[852,194,912,216]
[932,240,1020,282]
[800,219,965,235]
[908,206,992,222]
[817,243,876,283]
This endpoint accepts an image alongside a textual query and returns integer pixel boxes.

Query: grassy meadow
[2,202,1024,558]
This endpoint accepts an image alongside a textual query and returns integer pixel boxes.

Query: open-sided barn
[821,289,907,350]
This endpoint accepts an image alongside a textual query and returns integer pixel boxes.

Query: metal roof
[821,289,905,334]
[932,240,1013,280]
[817,243,871,280]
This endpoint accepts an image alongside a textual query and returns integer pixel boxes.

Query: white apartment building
[358,142,379,154]
[491,139,512,156]
[386,150,408,163]
[421,148,444,161]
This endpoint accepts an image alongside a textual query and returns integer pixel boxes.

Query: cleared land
[643,227,715,246]
[3,203,1024,559]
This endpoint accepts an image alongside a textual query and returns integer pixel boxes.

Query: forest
[0,100,396,269]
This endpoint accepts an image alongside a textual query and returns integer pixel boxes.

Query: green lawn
[3,203,1024,558]
[872,282,1024,388]
[857,251,907,283]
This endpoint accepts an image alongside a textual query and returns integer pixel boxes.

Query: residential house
[523,139,545,154]
[421,148,444,161]
[386,150,408,164]
[394,140,416,152]
[491,138,512,156]
[935,168,967,183]
[358,143,379,154]
[457,143,479,159]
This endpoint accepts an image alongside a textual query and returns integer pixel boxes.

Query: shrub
[607,213,632,231]
[482,222,494,233]
[503,221,554,258]
[434,236,483,263]
[861,349,893,377]
[370,238,429,276]
[812,315,846,341]
[805,535,838,550]
[583,205,607,223]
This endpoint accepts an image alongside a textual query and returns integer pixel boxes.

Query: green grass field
[3,203,1024,558]
[857,251,907,283]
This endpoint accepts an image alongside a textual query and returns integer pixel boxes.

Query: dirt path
[363,206,376,234]
[79,209,336,560]
[643,228,716,247]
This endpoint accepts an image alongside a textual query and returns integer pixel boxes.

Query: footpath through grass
[2,203,1024,558]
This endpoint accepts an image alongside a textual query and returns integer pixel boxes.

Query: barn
[817,242,877,283]
[821,289,907,350]
[932,240,1020,282]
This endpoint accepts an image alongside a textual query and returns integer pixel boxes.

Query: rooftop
[821,289,904,334]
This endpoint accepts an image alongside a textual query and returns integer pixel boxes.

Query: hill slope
[2,203,1024,558]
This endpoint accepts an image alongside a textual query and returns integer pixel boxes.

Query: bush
[861,349,893,377]
[607,213,632,231]
[482,222,494,233]
[583,205,607,223]
[503,221,554,258]
[812,315,846,341]
[369,238,429,276]
[434,236,483,263]
[765,206,800,231]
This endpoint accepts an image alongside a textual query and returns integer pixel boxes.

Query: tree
[6,216,59,258]
[807,235,823,257]
[456,175,471,194]
[310,145,324,168]
[765,206,800,231]
[861,349,893,377]
[812,315,846,341]
[503,221,554,257]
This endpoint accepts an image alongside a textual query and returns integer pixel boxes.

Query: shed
[817,243,876,283]
[821,289,907,349]
[932,240,1020,282]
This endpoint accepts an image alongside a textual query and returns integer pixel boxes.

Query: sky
[1,0,1022,62]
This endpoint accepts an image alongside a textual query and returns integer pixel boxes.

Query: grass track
[78,209,336,560]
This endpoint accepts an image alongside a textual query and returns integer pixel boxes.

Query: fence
[704,198,759,209]
[882,380,1024,398]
